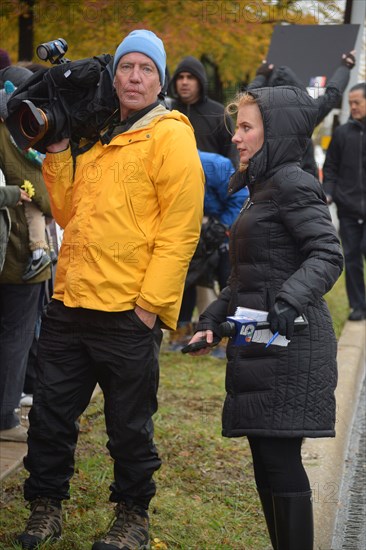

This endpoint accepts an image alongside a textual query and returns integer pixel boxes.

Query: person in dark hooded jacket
[169,56,238,166]
[323,82,366,321]
[187,87,343,550]
[248,50,356,178]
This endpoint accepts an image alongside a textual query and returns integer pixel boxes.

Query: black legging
[248,436,311,493]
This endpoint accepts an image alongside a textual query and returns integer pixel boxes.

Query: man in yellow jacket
[17,30,204,550]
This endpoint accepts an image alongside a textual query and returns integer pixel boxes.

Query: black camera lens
[20,107,44,138]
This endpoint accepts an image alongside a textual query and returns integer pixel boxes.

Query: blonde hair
[226,91,257,116]
[226,92,258,172]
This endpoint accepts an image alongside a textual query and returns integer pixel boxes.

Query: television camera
[5,39,119,153]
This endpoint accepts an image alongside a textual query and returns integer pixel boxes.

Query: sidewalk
[1,321,365,549]
[303,318,366,550]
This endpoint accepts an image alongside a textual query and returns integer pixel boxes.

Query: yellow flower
[152,538,168,549]
[21,180,35,198]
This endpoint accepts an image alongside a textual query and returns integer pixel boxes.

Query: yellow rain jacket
[43,107,204,329]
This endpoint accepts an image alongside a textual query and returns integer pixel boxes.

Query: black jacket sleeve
[315,65,351,125]
[275,169,343,313]
[247,74,268,90]
[196,286,232,334]
[0,185,20,208]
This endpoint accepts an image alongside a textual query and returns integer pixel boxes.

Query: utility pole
[344,0,353,23]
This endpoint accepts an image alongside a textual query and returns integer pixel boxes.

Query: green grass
[0,277,349,550]
[324,269,349,339]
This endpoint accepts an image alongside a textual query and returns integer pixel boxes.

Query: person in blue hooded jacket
[168,57,242,351]
[170,150,248,351]
[200,150,247,228]
[197,149,248,289]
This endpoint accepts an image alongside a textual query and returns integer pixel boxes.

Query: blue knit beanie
[113,30,166,85]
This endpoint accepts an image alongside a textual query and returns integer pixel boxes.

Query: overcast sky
[300,0,346,24]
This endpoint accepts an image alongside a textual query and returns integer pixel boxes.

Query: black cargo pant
[24,299,163,509]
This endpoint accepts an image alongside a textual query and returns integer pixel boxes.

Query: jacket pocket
[125,309,158,332]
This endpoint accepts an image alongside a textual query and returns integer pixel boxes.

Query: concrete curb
[303,319,366,550]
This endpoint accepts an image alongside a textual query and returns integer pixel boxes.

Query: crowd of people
[0,29,364,550]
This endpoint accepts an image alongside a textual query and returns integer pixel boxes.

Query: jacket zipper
[240,198,254,213]
[230,198,254,293]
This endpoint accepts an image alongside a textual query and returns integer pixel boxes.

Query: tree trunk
[18,0,35,61]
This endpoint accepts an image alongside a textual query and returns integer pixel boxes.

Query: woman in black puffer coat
[187,86,343,550]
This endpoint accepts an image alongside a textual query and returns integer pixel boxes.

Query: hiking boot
[16,497,62,549]
[22,253,51,281]
[92,501,150,550]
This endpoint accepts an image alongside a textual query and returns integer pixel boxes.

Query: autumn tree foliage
[0,0,343,97]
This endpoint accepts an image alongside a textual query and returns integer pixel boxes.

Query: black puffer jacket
[197,86,343,439]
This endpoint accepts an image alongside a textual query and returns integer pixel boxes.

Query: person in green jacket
[0,112,52,444]
[0,179,32,272]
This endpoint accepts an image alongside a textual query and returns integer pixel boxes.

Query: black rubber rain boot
[272,490,313,550]
[257,488,278,549]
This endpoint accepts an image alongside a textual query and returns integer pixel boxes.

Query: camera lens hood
[6,100,48,150]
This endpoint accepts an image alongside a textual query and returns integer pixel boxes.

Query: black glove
[256,61,273,78]
[341,51,355,69]
[267,300,299,341]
